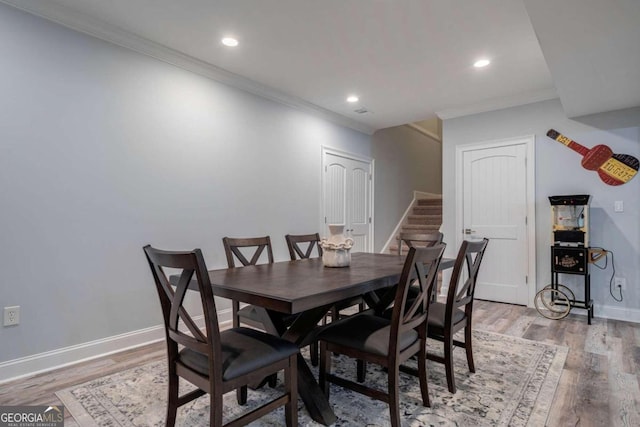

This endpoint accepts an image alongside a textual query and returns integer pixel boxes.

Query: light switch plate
[614,201,624,212]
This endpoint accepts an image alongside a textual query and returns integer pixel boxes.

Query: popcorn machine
[536,195,596,324]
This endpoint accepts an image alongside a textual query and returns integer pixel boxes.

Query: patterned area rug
[56,330,567,426]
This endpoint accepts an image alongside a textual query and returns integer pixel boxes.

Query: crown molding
[1,0,375,135]
[436,88,559,120]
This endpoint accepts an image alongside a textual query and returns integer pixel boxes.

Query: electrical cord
[590,247,622,302]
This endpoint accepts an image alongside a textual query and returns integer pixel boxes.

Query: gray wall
[0,3,371,362]
[372,125,442,251]
[442,98,640,320]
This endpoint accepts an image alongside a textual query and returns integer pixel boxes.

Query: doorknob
[464,228,476,234]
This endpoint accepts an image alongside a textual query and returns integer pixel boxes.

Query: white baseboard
[594,303,640,323]
[0,309,232,384]
[439,293,640,324]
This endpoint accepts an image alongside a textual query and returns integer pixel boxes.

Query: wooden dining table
[181,252,454,425]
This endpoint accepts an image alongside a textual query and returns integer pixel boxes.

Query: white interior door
[458,137,535,305]
[323,149,373,253]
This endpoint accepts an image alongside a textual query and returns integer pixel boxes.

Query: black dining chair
[222,236,284,400]
[427,238,488,393]
[222,236,275,330]
[143,245,299,427]
[394,231,445,304]
[356,232,445,385]
[317,244,446,427]
[285,233,323,260]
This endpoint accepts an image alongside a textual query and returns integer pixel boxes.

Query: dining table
[179,251,454,425]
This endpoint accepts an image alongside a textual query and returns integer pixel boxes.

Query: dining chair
[373,231,445,319]
[222,236,275,330]
[143,245,299,427]
[285,233,323,260]
[398,232,444,302]
[285,233,366,366]
[397,231,444,255]
[223,236,281,401]
[427,238,489,393]
[317,244,446,427]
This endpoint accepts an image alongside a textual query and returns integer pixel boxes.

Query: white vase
[320,224,354,267]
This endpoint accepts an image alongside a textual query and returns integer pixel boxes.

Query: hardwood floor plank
[608,369,640,426]
[585,321,609,355]
[547,369,581,426]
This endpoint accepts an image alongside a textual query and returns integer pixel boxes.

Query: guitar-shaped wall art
[546,129,638,186]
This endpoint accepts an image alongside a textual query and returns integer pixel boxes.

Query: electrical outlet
[3,306,20,326]
[614,277,626,291]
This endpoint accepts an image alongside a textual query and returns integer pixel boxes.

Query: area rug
[56,330,567,426]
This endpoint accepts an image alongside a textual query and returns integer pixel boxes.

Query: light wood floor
[1,300,639,426]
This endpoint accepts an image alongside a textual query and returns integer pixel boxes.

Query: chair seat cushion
[179,327,298,381]
[427,302,466,330]
[317,313,418,356]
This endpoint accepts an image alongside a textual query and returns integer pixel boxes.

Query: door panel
[325,163,346,225]
[349,165,370,253]
[462,143,528,305]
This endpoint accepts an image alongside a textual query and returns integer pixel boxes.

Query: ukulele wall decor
[546,129,638,186]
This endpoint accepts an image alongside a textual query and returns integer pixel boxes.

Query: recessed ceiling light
[346,95,359,103]
[222,37,239,47]
[473,59,491,68]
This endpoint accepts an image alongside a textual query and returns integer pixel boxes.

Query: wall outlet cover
[3,306,20,326]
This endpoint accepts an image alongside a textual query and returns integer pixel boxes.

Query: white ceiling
[4,0,638,133]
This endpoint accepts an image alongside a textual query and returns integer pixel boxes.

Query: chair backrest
[285,233,323,260]
[446,238,489,318]
[389,243,446,354]
[398,232,444,255]
[222,236,274,268]
[143,245,222,378]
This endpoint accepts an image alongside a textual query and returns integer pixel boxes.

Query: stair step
[416,198,442,206]
[401,224,441,232]
[412,206,441,215]
[408,214,442,225]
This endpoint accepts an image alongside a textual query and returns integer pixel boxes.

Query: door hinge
[525,275,528,284]
[369,217,371,223]
[369,174,372,180]
[325,166,327,172]
[525,216,528,225]
[324,216,327,224]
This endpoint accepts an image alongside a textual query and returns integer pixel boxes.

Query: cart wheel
[542,284,575,304]
[534,287,571,320]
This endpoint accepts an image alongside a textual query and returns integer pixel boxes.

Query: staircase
[388,198,442,254]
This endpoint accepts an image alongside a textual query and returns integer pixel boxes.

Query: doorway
[321,147,374,253]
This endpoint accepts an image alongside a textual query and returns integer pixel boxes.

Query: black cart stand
[550,246,594,324]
